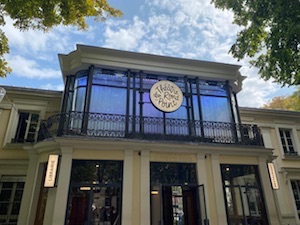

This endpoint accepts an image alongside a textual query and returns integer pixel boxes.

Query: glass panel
[221,165,268,225]
[66,186,121,225]
[0,190,12,201]
[0,178,25,225]
[143,93,163,118]
[0,203,8,214]
[291,180,300,219]
[14,112,29,142]
[150,162,197,185]
[93,70,127,87]
[66,186,90,225]
[67,160,123,225]
[199,81,227,96]
[166,99,187,119]
[73,87,86,112]
[90,86,126,115]
[71,160,123,184]
[75,71,88,86]
[201,96,231,122]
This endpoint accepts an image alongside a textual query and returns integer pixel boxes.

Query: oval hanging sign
[150,80,183,112]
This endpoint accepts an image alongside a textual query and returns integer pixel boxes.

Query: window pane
[279,129,297,154]
[0,203,8,214]
[90,86,126,114]
[0,178,25,224]
[0,190,12,201]
[73,87,86,112]
[150,162,197,185]
[199,81,227,96]
[201,96,231,122]
[71,160,123,184]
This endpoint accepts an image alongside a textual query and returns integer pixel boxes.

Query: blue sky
[0,0,296,107]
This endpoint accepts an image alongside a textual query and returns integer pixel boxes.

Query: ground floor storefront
[13,139,280,225]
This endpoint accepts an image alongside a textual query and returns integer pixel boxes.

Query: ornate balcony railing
[38,111,264,146]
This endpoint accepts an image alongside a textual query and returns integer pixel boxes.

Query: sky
[0,0,296,107]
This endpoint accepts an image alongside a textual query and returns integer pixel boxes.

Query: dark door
[160,185,199,225]
[66,185,121,225]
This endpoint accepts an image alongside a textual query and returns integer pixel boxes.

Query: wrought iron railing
[38,111,263,146]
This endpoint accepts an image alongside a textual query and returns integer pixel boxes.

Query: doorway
[150,162,207,225]
[151,185,202,225]
[66,185,121,225]
[65,160,123,225]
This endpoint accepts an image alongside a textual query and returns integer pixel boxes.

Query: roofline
[58,44,245,93]
[1,85,62,96]
[240,107,300,117]
[73,44,242,69]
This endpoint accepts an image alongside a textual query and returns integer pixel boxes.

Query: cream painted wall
[0,109,10,148]
[132,151,141,225]
[73,149,124,160]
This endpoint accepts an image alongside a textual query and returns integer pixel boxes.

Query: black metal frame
[38,111,263,146]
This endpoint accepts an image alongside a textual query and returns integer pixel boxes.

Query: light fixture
[151,190,159,195]
[0,87,6,103]
[80,186,91,191]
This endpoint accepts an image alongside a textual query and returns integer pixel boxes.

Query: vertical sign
[44,154,59,187]
[268,163,279,190]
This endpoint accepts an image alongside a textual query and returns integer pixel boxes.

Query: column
[211,154,227,225]
[258,156,281,225]
[140,150,150,225]
[122,149,134,225]
[196,153,210,222]
[18,146,39,225]
[50,147,73,225]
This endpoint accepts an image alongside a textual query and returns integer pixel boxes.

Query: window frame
[0,176,25,225]
[291,180,300,220]
[3,102,46,146]
[278,128,298,156]
[13,111,40,143]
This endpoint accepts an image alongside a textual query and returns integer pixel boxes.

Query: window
[279,129,297,155]
[0,176,25,225]
[291,180,300,219]
[14,112,40,143]
[150,163,199,225]
[66,160,123,225]
[221,165,269,225]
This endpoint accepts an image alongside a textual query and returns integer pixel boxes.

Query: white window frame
[276,126,300,157]
[279,128,297,155]
[13,111,40,143]
[3,100,46,146]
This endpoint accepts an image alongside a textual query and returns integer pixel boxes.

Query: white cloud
[2,16,92,56]
[40,83,64,91]
[1,0,295,108]
[103,17,146,50]
[7,55,61,79]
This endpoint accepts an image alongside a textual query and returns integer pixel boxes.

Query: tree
[0,0,122,77]
[211,0,300,86]
[264,88,300,111]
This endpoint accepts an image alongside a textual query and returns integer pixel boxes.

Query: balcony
[38,111,264,146]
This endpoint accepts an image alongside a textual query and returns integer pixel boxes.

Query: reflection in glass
[221,165,268,225]
[66,160,123,225]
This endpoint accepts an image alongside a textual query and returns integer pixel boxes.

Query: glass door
[151,185,201,225]
[66,160,123,225]
[66,185,121,225]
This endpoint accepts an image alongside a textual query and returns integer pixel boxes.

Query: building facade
[0,45,299,225]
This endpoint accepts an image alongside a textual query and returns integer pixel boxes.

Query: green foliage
[212,0,300,86]
[264,88,300,111]
[0,0,122,77]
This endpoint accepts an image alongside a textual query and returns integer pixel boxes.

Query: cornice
[58,45,244,92]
